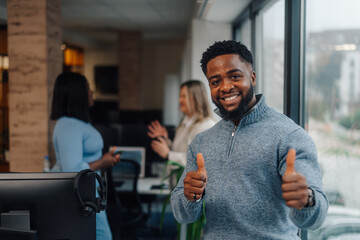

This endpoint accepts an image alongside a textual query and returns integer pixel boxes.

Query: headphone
[74,169,107,217]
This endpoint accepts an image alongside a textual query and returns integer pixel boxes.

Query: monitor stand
[0,227,38,240]
[0,210,38,240]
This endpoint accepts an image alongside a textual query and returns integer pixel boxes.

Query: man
[171,40,328,239]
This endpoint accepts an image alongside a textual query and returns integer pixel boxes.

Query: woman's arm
[89,150,120,171]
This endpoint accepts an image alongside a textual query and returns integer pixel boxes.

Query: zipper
[227,124,237,157]
[224,97,259,157]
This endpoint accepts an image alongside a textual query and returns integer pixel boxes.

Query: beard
[212,84,254,121]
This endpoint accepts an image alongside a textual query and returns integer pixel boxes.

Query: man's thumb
[197,153,206,173]
[285,149,296,175]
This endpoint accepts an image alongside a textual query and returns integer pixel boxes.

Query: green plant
[309,99,327,121]
[339,108,360,130]
[185,202,206,240]
[159,161,206,240]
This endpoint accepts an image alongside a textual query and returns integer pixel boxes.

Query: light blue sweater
[171,95,328,240]
[52,116,103,172]
[52,116,112,240]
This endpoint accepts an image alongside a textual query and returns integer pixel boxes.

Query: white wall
[163,74,180,126]
[180,37,192,84]
[191,19,232,82]
[181,19,232,119]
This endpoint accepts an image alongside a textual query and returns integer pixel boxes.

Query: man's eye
[211,80,220,86]
[231,75,241,80]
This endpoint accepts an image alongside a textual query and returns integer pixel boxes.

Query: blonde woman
[147,80,216,168]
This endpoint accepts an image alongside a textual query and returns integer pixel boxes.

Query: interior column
[118,31,141,110]
[7,0,62,171]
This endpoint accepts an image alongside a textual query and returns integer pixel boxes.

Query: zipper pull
[231,126,236,137]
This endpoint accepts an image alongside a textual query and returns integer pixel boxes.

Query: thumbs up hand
[285,148,296,175]
[281,149,310,210]
[183,153,207,202]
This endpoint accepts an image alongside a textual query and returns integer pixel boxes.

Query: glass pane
[234,18,252,50]
[305,0,360,239]
[255,0,284,113]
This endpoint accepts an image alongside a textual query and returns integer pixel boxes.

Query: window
[233,0,360,238]
[305,0,360,238]
[255,0,285,113]
[234,18,252,50]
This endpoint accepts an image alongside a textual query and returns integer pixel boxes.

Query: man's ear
[251,71,256,87]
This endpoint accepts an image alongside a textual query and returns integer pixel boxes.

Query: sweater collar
[214,94,270,127]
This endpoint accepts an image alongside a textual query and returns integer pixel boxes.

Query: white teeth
[224,95,237,101]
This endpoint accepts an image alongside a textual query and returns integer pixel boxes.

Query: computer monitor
[0,172,96,240]
[112,146,145,178]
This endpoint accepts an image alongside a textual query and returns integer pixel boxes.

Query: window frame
[232,0,308,238]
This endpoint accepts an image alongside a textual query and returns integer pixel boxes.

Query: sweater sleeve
[54,122,90,171]
[278,128,328,230]
[171,142,204,224]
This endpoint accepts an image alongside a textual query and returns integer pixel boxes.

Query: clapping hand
[147,120,168,140]
[150,136,169,159]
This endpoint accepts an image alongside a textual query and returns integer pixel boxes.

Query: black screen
[0,172,96,240]
[94,66,118,95]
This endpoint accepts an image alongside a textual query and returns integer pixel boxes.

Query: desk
[115,177,171,196]
[115,177,171,216]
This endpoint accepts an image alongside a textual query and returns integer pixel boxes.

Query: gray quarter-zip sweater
[171,94,328,240]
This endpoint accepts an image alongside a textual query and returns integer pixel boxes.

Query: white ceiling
[201,0,250,23]
[61,0,195,45]
[0,0,251,47]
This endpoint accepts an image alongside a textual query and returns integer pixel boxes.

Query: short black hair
[50,72,90,122]
[200,40,253,75]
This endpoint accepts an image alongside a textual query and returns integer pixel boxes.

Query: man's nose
[220,78,234,92]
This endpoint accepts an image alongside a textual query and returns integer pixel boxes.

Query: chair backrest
[96,123,176,177]
[105,159,145,230]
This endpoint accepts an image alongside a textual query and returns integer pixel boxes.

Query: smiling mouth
[222,95,239,102]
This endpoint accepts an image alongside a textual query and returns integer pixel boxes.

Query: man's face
[206,54,256,121]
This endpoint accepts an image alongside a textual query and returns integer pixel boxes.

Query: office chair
[105,159,159,240]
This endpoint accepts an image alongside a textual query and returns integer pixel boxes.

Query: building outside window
[305,0,360,239]
[255,0,285,113]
